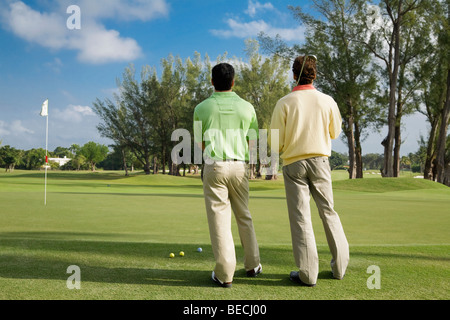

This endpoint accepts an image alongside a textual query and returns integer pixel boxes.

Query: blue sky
[0,0,428,156]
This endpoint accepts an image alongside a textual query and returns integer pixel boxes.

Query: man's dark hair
[212,63,235,91]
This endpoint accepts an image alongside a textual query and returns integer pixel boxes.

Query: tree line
[0,142,108,172]
[93,0,449,184]
[1,0,449,186]
[0,139,432,177]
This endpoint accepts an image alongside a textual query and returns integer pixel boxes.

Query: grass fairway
[0,170,449,300]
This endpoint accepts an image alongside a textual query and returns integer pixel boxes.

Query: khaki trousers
[203,161,260,283]
[283,157,349,285]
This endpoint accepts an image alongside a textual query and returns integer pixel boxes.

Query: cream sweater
[269,85,342,166]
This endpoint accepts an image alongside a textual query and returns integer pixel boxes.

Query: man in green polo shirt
[194,63,262,288]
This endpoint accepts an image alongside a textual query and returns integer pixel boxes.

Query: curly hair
[292,56,317,85]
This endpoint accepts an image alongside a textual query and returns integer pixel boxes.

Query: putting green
[0,170,448,300]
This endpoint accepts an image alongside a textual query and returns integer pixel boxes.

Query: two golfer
[195,58,348,288]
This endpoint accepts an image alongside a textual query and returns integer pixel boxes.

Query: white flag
[40,99,48,117]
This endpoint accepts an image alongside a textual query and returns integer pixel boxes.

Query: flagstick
[44,103,48,206]
[44,165,47,205]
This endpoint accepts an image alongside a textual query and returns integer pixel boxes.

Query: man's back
[270,85,342,166]
[194,91,258,162]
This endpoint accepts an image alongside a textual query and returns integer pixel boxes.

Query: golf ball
[179,251,184,257]
[169,253,175,258]
[197,247,202,253]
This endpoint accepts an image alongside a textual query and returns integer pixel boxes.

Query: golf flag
[41,98,49,205]
[40,99,48,117]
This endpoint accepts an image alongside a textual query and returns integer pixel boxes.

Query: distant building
[48,156,71,166]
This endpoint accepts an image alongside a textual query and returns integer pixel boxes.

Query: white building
[48,156,71,166]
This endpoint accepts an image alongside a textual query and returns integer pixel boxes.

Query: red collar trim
[292,84,315,92]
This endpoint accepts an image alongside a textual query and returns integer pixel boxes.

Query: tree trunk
[249,163,255,180]
[393,120,401,177]
[143,161,151,175]
[168,158,173,175]
[173,163,180,176]
[436,69,450,184]
[354,121,363,178]
[423,117,438,180]
[444,164,450,187]
[345,114,357,179]
[152,156,158,174]
[256,161,262,179]
[383,0,403,178]
[347,133,357,179]
[393,63,407,178]
[383,73,397,178]
[161,145,166,175]
[122,149,129,176]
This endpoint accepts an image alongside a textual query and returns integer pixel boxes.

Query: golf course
[0,169,449,300]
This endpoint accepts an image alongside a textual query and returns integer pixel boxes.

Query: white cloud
[0,120,10,136]
[2,1,68,49]
[11,120,34,135]
[101,87,121,98]
[53,105,95,123]
[45,57,63,73]
[211,18,305,42]
[210,1,304,43]
[245,0,274,17]
[0,0,169,64]
[73,105,95,116]
[0,107,106,150]
[71,22,143,64]
[75,0,169,21]
[0,119,34,137]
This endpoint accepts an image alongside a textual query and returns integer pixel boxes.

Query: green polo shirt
[194,91,258,162]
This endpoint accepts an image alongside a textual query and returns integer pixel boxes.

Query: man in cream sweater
[270,55,349,287]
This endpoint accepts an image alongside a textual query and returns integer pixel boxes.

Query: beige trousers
[203,161,260,283]
[283,157,349,285]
